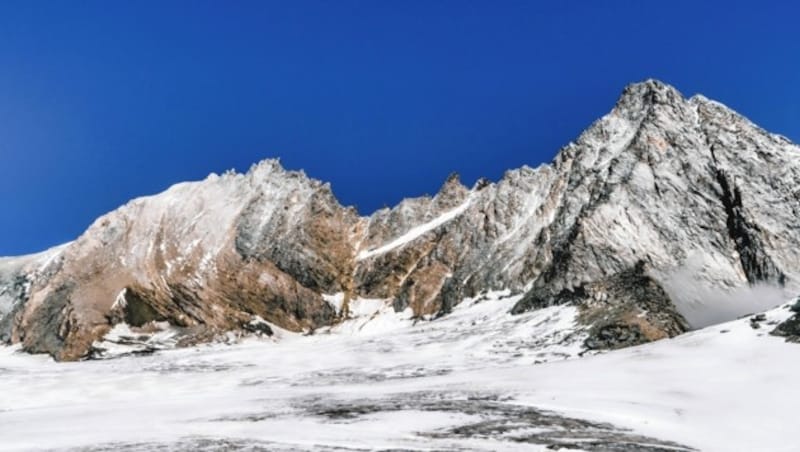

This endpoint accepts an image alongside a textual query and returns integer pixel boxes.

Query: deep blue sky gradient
[1,1,799,255]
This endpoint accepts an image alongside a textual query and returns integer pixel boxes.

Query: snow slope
[0,293,797,451]
[356,192,475,261]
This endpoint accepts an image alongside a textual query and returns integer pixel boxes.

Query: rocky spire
[433,172,469,210]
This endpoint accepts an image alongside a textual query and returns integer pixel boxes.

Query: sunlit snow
[1,292,798,451]
[357,193,476,261]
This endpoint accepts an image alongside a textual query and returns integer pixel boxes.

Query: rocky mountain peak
[433,172,469,210]
[3,80,800,361]
[247,157,285,176]
[443,171,462,187]
[615,79,686,111]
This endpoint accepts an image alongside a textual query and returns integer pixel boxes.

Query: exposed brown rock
[2,80,800,360]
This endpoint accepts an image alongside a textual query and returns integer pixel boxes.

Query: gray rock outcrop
[2,79,799,360]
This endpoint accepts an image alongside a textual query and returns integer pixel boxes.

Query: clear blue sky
[1,1,798,256]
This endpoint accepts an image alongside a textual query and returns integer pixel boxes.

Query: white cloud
[658,253,789,329]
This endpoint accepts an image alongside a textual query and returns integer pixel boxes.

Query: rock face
[515,261,689,350]
[2,79,800,360]
[772,299,800,342]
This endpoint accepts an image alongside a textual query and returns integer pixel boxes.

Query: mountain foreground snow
[2,79,800,450]
[0,293,797,451]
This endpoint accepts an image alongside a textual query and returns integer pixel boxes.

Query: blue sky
[1,1,798,255]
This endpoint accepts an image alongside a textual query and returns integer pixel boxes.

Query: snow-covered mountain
[2,79,800,361]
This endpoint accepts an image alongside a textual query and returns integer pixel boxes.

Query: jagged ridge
[2,79,800,360]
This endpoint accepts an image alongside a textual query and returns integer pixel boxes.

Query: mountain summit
[2,80,799,360]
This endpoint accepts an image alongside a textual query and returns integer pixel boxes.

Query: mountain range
[2,79,799,361]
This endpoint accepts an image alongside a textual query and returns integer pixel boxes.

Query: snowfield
[0,293,798,452]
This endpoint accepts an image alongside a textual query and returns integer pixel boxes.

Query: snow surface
[0,294,798,451]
